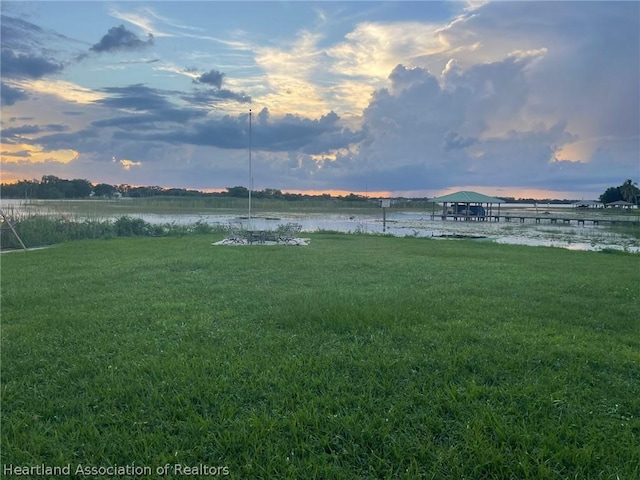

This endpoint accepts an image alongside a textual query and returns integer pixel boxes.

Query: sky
[1,1,638,199]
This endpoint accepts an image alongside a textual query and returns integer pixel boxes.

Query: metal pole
[383,207,386,232]
[1,209,27,250]
[248,108,252,229]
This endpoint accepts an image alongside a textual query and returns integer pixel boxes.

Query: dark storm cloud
[94,84,174,111]
[16,103,353,159]
[112,114,246,149]
[0,49,64,79]
[227,110,360,153]
[214,89,251,103]
[0,14,79,52]
[119,58,160,65]
[107,108,360,154]
[90,25,154,53]
[0,14,85,72]
[182,88,251,105]
[0,14,46,50]
[0,149,31,158]
[1,123,69,143]
[32,126,103,153]
[195,69,225,88]
[2,124,41,137]
[441,131,477,151]
[91,108,207,129]
[251,111,350,152]
[46,124,68,133]
[187,68,250,104]
[0,82,28,105]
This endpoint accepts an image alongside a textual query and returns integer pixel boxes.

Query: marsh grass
[1,235,639,479]
[607,223,640,240]
[10,197,415,216]
[0,213,228,250]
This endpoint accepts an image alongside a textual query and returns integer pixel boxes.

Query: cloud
[1,149,31,158]
[1,124,44,139]
[119,159,142,170]
[94,84,173,111]
[9,79,105,105]
[195,69,225,88]
[319,53,624,193]
[438,2,639,140]
[188,68,250,103]
[0,82,28,105]
[253,31,333,117]
[328,21,449,80]
[91,108,207,129]
[108,6,177,38]
[0,13,82,54]
[182,88,250,105]
[0,141,78,164]
[1,13,88,72]
[90,25,154,53]
[28,126,104,155]
[0,14,47,50]
[86,107,360,160]
[0,49,64,79]
[1,2,637,197]
[1,123,69,143]
[442,131,477,151]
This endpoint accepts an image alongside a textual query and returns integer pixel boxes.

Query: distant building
[572,200,604,209]
[605,200,636,209]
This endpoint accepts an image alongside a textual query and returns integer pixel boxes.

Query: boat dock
[431,214,639,226]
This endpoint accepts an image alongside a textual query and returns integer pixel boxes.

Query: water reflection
[137,212,639,253]
[2,199,638,253]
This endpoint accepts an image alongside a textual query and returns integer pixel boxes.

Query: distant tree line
[2,175,94,199]
[599,179,640,205]
[0,175,371,201]
[4,175,637,204]
[496,197,578,204]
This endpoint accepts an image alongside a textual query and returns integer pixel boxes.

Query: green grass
[1,234,639,479]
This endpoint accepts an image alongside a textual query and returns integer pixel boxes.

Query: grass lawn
[1,234,639,479]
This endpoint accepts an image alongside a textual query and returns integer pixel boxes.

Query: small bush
[114,216,152,237]
[190,220,214,234]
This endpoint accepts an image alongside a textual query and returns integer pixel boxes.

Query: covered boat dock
[430,191,505,222]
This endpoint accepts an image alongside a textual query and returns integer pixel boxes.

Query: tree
[225,186,249,197]
[263,188,283,199]
[619,179,640,205]
[599,186,622,204]
[70,178,93,198]
[93,183,118,197]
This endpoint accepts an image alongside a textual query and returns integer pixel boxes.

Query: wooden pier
[431,214,639,226]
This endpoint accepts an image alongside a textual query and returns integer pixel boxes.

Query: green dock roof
[430,191,505,204]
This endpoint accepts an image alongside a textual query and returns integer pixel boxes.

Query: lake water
[2,199,639,253]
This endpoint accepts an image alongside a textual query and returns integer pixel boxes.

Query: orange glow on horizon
[1,143,78,165]
[281,189,392,198]
[194,188,392,197]
[430,186,593,201]
[0,178,593,201]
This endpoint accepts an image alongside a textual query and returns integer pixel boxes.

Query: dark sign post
[379,199,391,232]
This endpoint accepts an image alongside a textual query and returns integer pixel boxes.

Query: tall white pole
[248,108,252,229]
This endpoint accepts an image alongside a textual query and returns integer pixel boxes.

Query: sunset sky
[1,1,638,199]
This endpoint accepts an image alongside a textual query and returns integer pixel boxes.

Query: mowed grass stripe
[1,234,638,479]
